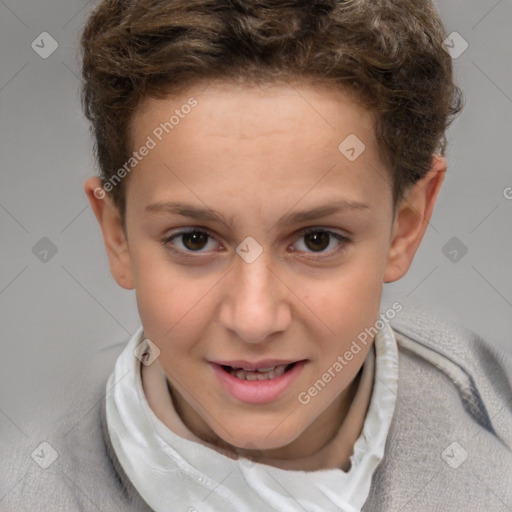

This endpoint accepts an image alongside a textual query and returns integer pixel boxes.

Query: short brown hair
[80,0,463,216]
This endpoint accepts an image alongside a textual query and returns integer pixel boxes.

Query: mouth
[209,359,306,404]
[220,362,297,381]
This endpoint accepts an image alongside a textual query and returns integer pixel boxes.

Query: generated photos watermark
[93,97,198,200]
[297,302,402,405]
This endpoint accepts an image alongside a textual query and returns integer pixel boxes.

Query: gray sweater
[2,303,512,511]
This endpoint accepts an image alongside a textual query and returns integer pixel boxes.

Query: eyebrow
[144,199,370,227]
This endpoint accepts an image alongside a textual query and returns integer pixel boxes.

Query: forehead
[126,80,392,220]
[132,79,377,147]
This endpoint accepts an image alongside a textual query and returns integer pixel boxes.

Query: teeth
[230,364,290,381]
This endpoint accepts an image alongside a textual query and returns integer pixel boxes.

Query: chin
[210,417,303,453]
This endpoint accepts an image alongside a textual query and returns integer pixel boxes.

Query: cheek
[315,250,385,305]
[130,251,206,339]
[303,255,385,349]
[131,258,232,364]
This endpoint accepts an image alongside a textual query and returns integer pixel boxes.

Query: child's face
[86,80,445,457]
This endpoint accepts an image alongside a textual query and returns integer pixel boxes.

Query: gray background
[0,0,511,502]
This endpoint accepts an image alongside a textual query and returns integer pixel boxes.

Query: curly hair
[80,0,463,216]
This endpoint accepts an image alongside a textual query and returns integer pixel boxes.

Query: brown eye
[304,231,330,252]
[293,229,350,256]
[181,231,209,251]
[162,229,218,253]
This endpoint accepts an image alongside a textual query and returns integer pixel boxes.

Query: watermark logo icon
[236,236,263,264]
[31,442,58,469]
[31,32,58,59]
[442,236,468,263]
[442,441,468,469]
[443,32,468,59]
[93,187,106,200]
[133,338,160,366]
[338,134,366,162]
[32,237,58,263]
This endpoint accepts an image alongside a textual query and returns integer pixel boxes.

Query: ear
[84,177,134,290]
[384,156,446,283]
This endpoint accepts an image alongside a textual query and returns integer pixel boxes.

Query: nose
[218,253,292,344]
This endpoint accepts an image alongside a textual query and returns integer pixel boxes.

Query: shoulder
[391,304,512,447]
[390,300,512,372]
[390,300,512,446]
[363,302,512,511]
[1,337,151,512]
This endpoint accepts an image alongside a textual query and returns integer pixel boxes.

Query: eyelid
[163,226,217,239]
[298,226,350,238]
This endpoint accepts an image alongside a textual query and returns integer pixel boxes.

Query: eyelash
[161,227,351,260]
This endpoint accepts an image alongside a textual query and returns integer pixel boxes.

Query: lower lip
[210,361,305,404]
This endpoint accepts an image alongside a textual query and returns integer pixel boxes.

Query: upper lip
[211,359,303,371]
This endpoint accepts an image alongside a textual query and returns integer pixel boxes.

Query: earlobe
[84,177,135,290]
[383,156,446,283]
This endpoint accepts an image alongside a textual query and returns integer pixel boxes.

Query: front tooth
[274,365,286,377]
[256,370,274,380]
[234,369,247,380]
[256,367,275,372]
[231,364,289,381]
